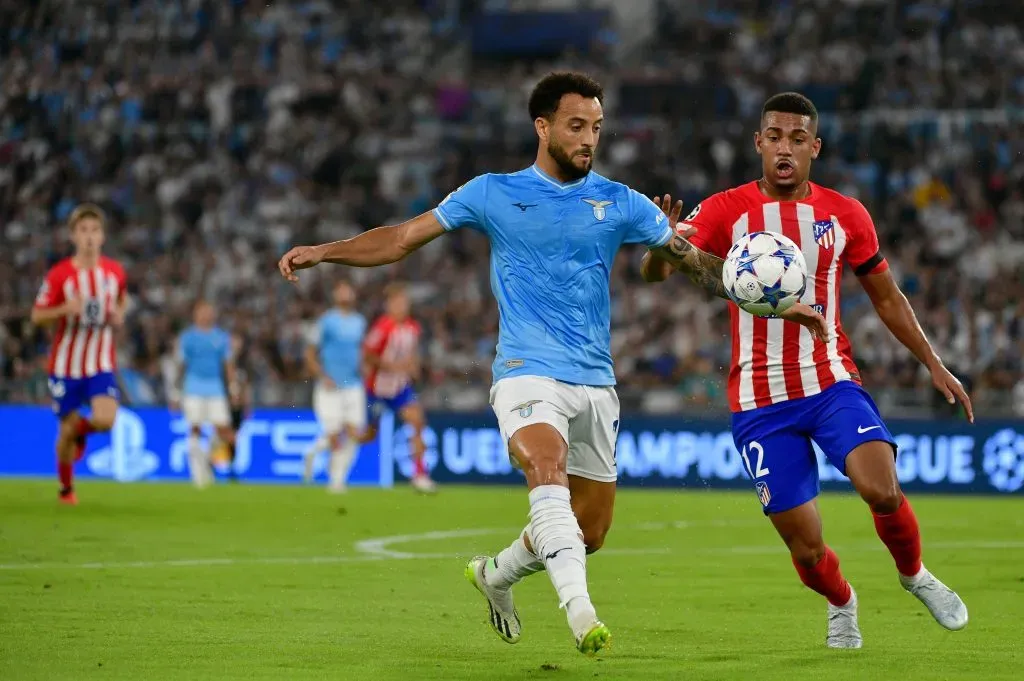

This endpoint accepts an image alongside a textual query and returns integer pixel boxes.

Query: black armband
[854,251,884,277]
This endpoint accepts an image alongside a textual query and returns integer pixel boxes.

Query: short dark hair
[528,72,604,121]
[761,92,818,124]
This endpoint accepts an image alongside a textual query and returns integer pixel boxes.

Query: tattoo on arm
[652,235,729,300]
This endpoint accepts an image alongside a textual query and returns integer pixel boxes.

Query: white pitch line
[2,524,1022,572]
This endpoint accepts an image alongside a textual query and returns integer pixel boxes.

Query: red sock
[793,546,852,607]
[76,418,95,438]
[413,454,426,477]
[58,460,74,491]
[873,494,922,577]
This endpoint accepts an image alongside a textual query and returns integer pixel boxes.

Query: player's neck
[72,253,100,269]
[336,305,354,314]
[534,156,581,185]
[758,178,812,202]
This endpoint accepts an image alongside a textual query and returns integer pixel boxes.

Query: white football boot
[900,565,968,630]
[465,556,521,644]
[826,588,863,649]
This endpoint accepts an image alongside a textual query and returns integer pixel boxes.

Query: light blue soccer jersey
[433,165,673,386]
[179,326,232,398]
[313,310,366,387]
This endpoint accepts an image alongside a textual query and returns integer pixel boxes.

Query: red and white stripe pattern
[364,316,421,398]
[728,201,856,412]
[43,259,124,379]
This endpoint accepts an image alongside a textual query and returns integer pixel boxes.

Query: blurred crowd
[0,0,1021,416]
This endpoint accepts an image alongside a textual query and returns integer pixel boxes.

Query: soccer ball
[722,232,807,316]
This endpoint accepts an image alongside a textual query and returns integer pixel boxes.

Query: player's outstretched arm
[648,229,730,300]
[278,212,446,282]
[859,269,974,422]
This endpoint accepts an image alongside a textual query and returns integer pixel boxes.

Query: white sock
[527,485,596,638]
[304,436,330,479]
[485,528,544,590]
[328,440,357,488]
[187,434,209,487]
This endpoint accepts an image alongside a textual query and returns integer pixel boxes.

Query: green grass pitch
[1,481,1022,680]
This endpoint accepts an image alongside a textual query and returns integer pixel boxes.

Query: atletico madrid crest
[755,481,772,507]
[813,219,835,249]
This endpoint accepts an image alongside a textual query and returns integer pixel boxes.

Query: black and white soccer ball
[722,232,808,317]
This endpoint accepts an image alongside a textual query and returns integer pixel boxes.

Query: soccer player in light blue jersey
[278,72,825,655]
[174,301,236,488]
[302,280,368,493]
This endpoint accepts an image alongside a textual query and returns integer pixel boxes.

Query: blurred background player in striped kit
[31,204,127,505]
[302,280,367,493]
[172,300,237,488]
[361,283,435,494]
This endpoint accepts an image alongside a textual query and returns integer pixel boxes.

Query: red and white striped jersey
[34,257,126,379]
[684,181,888,413]
[363,315,421,398]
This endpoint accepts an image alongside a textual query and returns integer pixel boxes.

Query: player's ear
[754,131,763,155]
[534,116,549,143]
[811,137,822,160]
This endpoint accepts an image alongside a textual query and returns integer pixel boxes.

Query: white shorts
[313,383,368,435]
[489,375,620,483]
[183,396,231,428]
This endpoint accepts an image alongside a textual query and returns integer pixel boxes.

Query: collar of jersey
[530,164,588,191]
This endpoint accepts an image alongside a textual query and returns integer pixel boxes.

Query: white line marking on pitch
[2,522,1022,572]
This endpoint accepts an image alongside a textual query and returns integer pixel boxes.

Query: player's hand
[321,376,336,391]
[63,296,83,317]
[930,364,974,423]
[779,303,829,344]
[108,306,125,328]
[278,245,325,283]
[169,399,181,413]
[651,193,685,225]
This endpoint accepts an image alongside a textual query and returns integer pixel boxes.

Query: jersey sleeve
[362,319,388,357]
[623,189,674,248]
[34,267,65,309]
[433,174,489,233]
[840,199,888,276]
[679,193,734,259]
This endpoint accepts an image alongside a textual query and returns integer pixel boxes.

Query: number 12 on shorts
[740,441,770,479]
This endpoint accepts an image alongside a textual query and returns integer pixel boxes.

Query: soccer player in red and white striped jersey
[643,93,973,648]
[360,283,436,493]
[31,204,127,505]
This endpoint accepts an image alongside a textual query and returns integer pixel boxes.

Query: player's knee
[581,523,610,554]
[328,433,342,450]
[789,539,826,569]
[90,414,116,432]
[859,480,902,514]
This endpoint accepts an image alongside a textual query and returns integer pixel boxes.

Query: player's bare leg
[214,425,237,482]
[479,424,608,654]
[57,396,118,504]
[846,442,968,630]
[769,500,860,648]
[400,403,435,493]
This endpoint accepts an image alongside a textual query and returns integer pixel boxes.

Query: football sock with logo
[527,485,596,636]
[485,529,545,590]
[872,495,923,578]
[328,440,357,488]
[793,546,853,607]
[58,460,74,493]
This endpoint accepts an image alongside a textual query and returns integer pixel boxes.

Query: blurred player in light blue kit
[174,301,236,488]
[303,280,368,493]
[278,72,824,655]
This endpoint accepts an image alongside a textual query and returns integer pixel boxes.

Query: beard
[548,140,593,181]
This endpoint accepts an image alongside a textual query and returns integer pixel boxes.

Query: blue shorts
[367,385,418,423]
[48,373,120,419]
[730,381,896,515]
